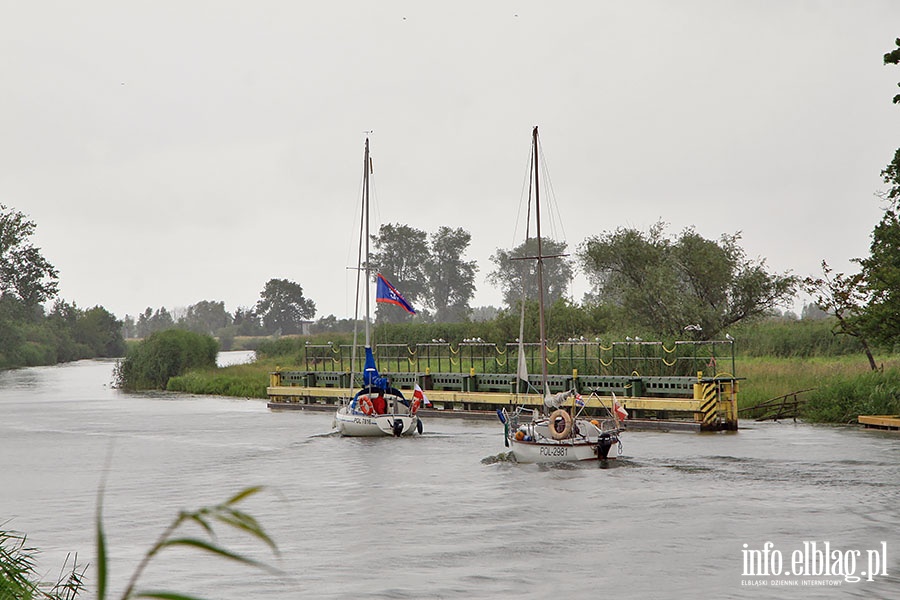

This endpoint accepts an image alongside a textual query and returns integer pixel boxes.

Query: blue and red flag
[375,273,416,314]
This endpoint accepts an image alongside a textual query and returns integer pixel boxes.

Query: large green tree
[0,204,58,307]
[425,226,478,322]
[487,237,573,308]
[578,221,797,338]
[370,223,429,323]
[256,278,316,335]
[854,39,900,348]
[855,210,900,348]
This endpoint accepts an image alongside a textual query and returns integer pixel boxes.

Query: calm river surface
[2,353,898,599]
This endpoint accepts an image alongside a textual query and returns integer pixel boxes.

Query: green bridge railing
[296,339,736,379]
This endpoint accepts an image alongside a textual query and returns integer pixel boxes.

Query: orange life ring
[358,397,375,416]
[548,409,573,440]
[410,398,421,415]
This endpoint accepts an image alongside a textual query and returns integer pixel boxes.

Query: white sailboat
[497,126,623,463]
[334,135,421,437]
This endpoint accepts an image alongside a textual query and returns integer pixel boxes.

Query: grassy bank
[738,355,900,424]
[167,358,278,397]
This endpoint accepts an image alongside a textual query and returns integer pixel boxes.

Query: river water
[1,353,898,599]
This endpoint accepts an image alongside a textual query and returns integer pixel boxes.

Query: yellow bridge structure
[267,369,740,432]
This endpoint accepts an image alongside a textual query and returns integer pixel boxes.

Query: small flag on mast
[614,398,628,421]
[413,383,432,407]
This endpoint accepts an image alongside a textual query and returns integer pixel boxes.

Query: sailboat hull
[507,417,621,463]
[334,406,419,437]
[510,438,616,463]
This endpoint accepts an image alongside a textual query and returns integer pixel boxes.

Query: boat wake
[481,451,517,464]
[309,429,341,438]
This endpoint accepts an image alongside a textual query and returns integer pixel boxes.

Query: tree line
[0,202,820,367]
[0,204,125,368]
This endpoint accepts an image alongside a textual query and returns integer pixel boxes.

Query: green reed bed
[802,367,900,423]
[737,355,900,422]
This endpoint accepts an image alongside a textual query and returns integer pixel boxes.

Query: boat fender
[515,430,525,441]
[359,398,375,416]
[597,433,613,460]
[548,409,573,440]
[416,418,423,434]
[410,398,421,415]
[392,418,404,437]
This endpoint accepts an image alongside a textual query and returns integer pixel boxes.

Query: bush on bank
[114,329,218,390]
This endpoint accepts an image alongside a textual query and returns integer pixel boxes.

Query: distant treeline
[0,298,125,369]
[121,280,318,349]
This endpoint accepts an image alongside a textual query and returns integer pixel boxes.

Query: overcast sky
[3,1,899,321]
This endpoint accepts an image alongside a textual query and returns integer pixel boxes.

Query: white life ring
[548,409,573,440]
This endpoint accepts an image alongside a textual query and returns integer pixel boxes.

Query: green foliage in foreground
[0,530,85,599]
[114,330,218,390]
[1,487,277,600]
[99,486,278,600]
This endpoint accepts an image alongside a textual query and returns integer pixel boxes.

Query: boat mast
[532,126,549,398]
[364,136,372,349]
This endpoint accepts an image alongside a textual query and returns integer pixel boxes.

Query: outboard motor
[597,433,613,460]
[392,418,404,437]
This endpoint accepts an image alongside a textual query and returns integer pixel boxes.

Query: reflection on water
[1,354,898,599]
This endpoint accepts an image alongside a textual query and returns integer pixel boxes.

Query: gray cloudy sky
[3,1,899,320]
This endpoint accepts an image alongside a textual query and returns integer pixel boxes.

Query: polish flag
[414,384,432,407]
[614,398,628,421]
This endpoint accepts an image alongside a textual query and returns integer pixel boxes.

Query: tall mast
[363,137,372,348]
[533,126,549,397]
